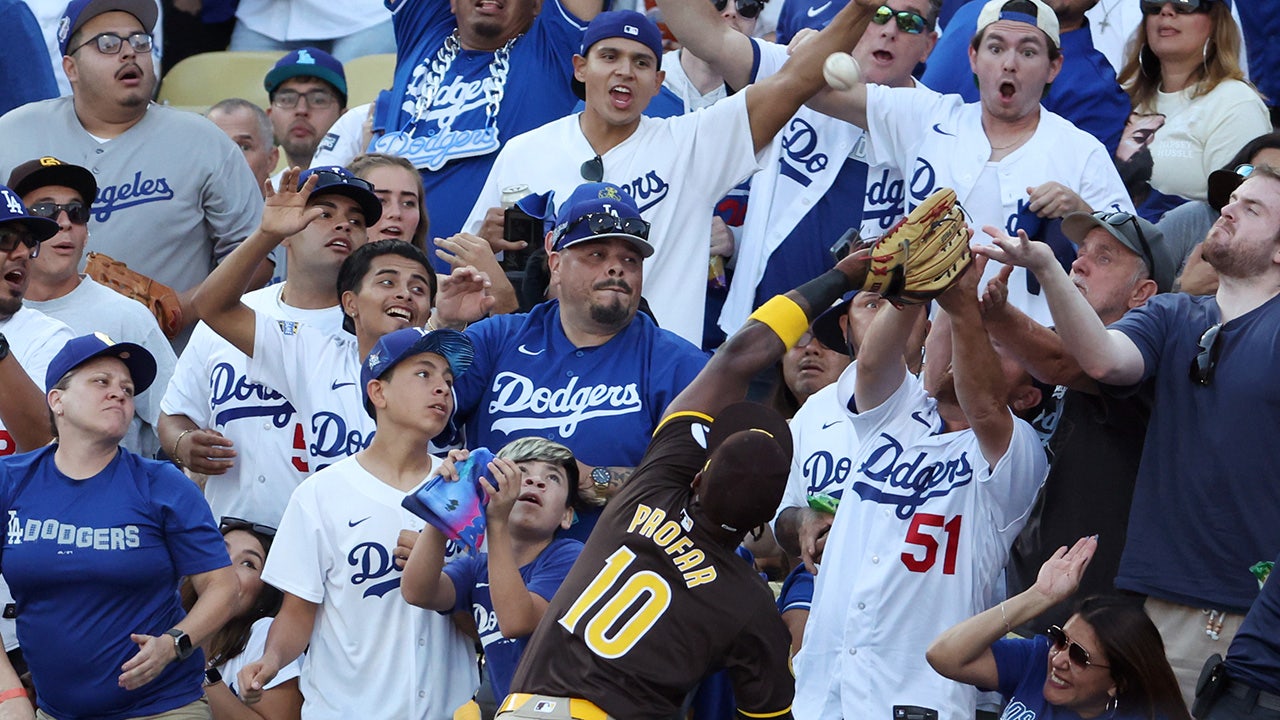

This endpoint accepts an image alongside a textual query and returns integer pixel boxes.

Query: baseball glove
[859,187,971,305]
[85,252,184,339]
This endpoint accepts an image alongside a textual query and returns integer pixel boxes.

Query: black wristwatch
[590,466,611,492]
[203,667,222,687]
[165,629,194,661]
[0,333,9,363]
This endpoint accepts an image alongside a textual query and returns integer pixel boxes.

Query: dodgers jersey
[264,454,476,720]
[463,93,762,345]
[775,0,848,44]
[792,369,1048,720]
[863,85,1133,327]
[380,0,589,250]
[771,377,861,532]
[162,286,346,526]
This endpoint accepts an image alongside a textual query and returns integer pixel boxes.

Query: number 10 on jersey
[559,547,673,658]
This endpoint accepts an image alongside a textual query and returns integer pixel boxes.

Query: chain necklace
[403,30,518,135]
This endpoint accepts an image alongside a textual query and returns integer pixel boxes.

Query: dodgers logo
[486,372,642,436]
[387,72,503,170]
[348,542,401,598]
[1,190,22,215]
[999,701,1036,720]
[296,49,315,64]
[209,362,295,427]
[310,412,375,459]
[908,158,938,208]
[779,118,829,188]
[6,511,21,546]
[92,172,175,222]
[1006,197,1042,238]
[852,432,974,518]
[863,167,906,232]
[802,450,852,499]
[620,171,669,213]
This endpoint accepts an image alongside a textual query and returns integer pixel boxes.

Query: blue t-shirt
[0,0,57,117]
[1108,292,1280,612]
[442,538,583,700]
[0,446,229,720]
[1224,550,1280,694]
[777,564,814,614]
[381,0,589,264]
[991,637,1152,720]
[919,5,1128,154]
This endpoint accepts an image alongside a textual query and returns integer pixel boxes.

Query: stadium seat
[157,51,286,114]
[343,53,396,108]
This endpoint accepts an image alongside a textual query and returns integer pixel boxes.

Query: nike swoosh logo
[931,123,955,137]
[822,421,841,429]
[348,516,371,527]
[332,381,355,390]
[807,1,832,17]
[517,344,545,356]
[476,582,489,588]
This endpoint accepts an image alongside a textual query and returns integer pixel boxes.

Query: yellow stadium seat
[157,51,286,114]
[343,53,396,108]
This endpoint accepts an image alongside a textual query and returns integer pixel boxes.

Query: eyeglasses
[1189,322,1222,386]
[28,201,90,225]
[1094,211,1157,280]
[307,170,374,193]
[1046,625,1110,669]
[272,89,339,110]
[871,5,930,34]
[1140,0,1210,15]
[556,212,651,245]
[712,0,767,19]
[219,516,277,537]
[70,32,153,55]
[580,155,604,183]
[0,227,39,257]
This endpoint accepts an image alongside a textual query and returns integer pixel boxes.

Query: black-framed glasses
[580,155,604,183]
[0,227,38,257]
[712,0,767,19]
[272,89,339,110]
[220,516,277,537]
[1140,0,1210,15]
[29,201,90,226]
[1095,211,1157,281]
[1189,322,1223,386]
[556,212,651,245]
[306,170,374,193]
[1046,625,1110,669]
[871,4,930,34]
[70,31,153,55]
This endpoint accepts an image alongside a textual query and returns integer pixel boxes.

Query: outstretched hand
[261,168,325,240]
[974,225,1057,277]
[435,266,495,326]
[1032,535,1098,606]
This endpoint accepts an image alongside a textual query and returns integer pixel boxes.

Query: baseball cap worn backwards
[976,0,1060,50]
[58,0,158,55]
[8,157,98,204]
[1062,211,1178,294]
[360,327,474,418]
[46,333,157,394]
[299,166,382,226]
[264,47,348,106]
[572,10,664,99]
[552,182,654,258]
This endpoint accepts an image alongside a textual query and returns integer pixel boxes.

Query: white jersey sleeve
[311,103,374,169]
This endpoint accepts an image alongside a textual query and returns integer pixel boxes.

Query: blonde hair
[1117,2,1255,110]
[347,153,430,253]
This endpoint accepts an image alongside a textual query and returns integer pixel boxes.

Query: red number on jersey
[901,512,963,574]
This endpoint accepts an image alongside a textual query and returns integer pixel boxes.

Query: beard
[588,295,631,328]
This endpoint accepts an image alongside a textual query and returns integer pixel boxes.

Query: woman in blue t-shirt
[927,536,1190,720]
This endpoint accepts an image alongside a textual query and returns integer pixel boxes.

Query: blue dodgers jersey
[776,0,849,44]
[0,447,229,720]
[454,301,709,468]
[382,0,588,255]
[442,538,582,701]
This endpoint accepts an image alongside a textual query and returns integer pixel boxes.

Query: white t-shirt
[217,617,304,695]
[234,0,391,41]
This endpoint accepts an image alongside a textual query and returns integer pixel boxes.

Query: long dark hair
[1072,596,1191,720]
[180,527,282,667]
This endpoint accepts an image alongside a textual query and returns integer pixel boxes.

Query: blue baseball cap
[551,182,654,258]
[573,10,664,100]
[0,184,61,252]
[58,0,158,55]
[299,166,381,226]
[264,47,348,106]
[46,333,157,394]
[361,327,474,417]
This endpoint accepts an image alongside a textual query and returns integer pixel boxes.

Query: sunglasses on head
[557,212,651,246]
[1046,625,1110,669]
[1094,211,1157,280]
[28,201,90,226]
[219,516,277,538]
[0,227,39,257]
[1189,322,1223,386]
[871,4,930,34]
[70,31,154,55]
[1140,0,1211,15]
[712,0,767,19]
[308,171,374,193]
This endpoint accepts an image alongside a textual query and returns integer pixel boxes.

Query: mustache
[593,279,632,294]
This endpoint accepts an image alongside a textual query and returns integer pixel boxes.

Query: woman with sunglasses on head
[1114,0,1267,222]
[928,536,1190,720]
[180,519,302,720]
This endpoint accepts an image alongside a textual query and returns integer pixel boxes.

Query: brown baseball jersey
[507,412,794,719]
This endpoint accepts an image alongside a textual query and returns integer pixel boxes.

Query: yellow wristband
[748,295,809,349]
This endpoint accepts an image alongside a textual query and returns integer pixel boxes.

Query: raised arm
[560,0,605,23]
[401,525,458,611]
[980,265,1096,392]
[654,0,756,90]
[0,353,53,453]
[852,303,926,413]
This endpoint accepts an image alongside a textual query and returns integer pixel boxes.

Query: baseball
[823,52,862,92]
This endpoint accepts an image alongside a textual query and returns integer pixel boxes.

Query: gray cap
[1062,211,1177,294]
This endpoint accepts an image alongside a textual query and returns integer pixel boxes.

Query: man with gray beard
[440,181,708,541]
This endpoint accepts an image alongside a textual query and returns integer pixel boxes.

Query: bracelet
[999,601,1012,636]
[748,295,809,348]
[0,687,26,704]
[172,429,196,467]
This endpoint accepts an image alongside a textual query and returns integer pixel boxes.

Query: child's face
[507,459,574,532]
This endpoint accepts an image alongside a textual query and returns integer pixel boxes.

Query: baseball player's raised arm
[744,0,874,153]
[654,0,755,90]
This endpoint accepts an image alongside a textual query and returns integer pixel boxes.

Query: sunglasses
[307,171,374,193]
[1046,625,1110,669]
[28,201,90,226]
[580,155,604,183]
[556,212,651,246]
[70,31,153,56]
[871,4,930,34]
[1189,322,1222,386]
[1233,163,1255,180]
[1140,0,1210,15]
[219,516,277,538]
[0,227,39,257]
[712,0,767,19]
[273,88,339,110]
[1094,211,1157,280]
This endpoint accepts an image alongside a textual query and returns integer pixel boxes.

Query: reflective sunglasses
[871,5,930,34]
[557,212,651,245]
[272,89,339,110]
[1189,322,1223,386]
[1094,211,1157,280]
[580,155,604,183]
[1046,625,1110,669]
[219,516,277,538]
[0,227,38,257]
[70,31,153,55]
[1140,0,1211,15]
[28,201,90,226]
[1233,163,1255,180]
[307,170,374,193]
[712,0,767,19]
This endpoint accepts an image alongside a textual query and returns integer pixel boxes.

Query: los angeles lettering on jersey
[625,504,716,588]
[487,372,642,436]
[6,512,140,550]
[92,172,175,222]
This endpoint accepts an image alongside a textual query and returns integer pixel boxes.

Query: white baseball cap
[976,0,1060,50]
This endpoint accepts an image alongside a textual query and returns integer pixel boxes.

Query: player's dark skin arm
[0,350,53,452]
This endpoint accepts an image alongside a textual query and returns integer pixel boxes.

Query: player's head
[572,11,665,128]
[693,402,794,541]
[1201,165,1280,282]
[45,332,156,441]
[851,0,940,88]
[285,167,380,284]
[360,327,473,442]
[968,0,1062,120]
[348,153,430,253]
[264,48,348,166]
[1062,211,1170,324]
[452,0,541,48]
[208,98,280,194]
[496,437,580,534]
[337,240,437,337]
[8,157,97,297]
[59,0,158,113]
[711,0,771,37]
[0,184,61,320]
[548,182,652,336]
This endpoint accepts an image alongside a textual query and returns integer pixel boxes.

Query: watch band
[204,667,222,687]
[165,629,194,661]
[0,332,9,363]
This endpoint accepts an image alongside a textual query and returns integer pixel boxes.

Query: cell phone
[503,206,543,271]
[829,227,862,262]
[892,706,939,720]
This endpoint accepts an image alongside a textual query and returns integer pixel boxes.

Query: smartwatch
[590,466,611,492]
[165,629,195,661]
[204,667,222,687]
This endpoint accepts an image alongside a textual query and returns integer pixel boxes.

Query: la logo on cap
[297,49,316,64]
[2,190,21,214]
[624,24,638,35]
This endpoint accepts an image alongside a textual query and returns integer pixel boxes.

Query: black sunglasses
[1140,0,1210,15]
[1094,211,1157,280]
[220,516,277,538]
[29,201,90,226]
[556,212,651,246]
[712,0,767,19]
[0,227,39,258]
[580,155,604,183]
[1046,625,1110,669]
[871,4,930,34]
[71,31,154,55]
[1189,322,1223,386]
[306,171,374,193]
